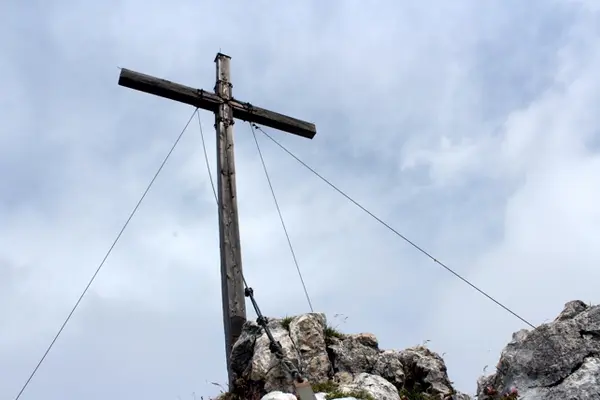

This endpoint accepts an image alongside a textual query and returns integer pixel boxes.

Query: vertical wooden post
[118,55,315,388]
[214,53,247,386]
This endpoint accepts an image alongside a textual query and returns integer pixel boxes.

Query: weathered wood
[118,68,316,139]
[214,53,247,388]
[229,98,316,139]
[118,53,317,388]
[119,68,221,112]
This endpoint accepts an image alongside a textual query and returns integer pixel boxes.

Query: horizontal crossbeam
[118,68,316,139]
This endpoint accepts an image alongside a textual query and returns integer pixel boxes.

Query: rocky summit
[221,313,469,400]
[478,300,600,400]
[216,301,600,400]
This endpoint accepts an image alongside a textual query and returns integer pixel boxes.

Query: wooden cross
[117,53,316,385]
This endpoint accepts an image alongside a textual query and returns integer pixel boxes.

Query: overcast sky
[2,0,600,399]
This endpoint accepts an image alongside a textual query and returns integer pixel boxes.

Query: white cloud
[424,7,600,393]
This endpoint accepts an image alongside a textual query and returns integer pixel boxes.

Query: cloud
[1,1,599,399]
[422,4,600,391]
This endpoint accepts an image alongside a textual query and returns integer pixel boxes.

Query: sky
[1,0,600,399]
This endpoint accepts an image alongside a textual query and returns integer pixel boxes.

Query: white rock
[289,313,331,382]
[315,394,359,400]
[328,398,360,400]
[339,372,400,400]
[260,391,297,400]
[260,390,360,400]
[329,398,360,400]
[251,325,297,380]
[477,301,600,400]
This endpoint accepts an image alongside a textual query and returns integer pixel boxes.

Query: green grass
[325,388,374,400]
[399,388,429,399]
[280,316,294,331]
[311,380,374,400]
[280,316,345,343]
[324,325,345,340]
[311,380,340,393]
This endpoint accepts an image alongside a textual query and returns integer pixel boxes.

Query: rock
[289,313,332,383]
[353,333,379,348]
[228,302,600,400]
[228,313,466,400]
[334,371,355,385]
[449,390,474,399]
[231,314,332,395]
[372,350,406,389]
[477,300,600,399]
[328,333,380,374]
[555,300,589,322]
[314,394,360,400]
[544,357,600,399]
[397,346,455,396]
[260,392,297,400]
[259,390,363,400]
[259,392,357,400]
[450,393,474,400]
[250,319,300,393]
[338,372,400,400]
[230,321,263,379]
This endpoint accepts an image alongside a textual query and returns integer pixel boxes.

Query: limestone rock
[477,300,600,400]
[353,333,379,348]
[328,333,380,375]
[235,313,331,394]
[397,346,455,396]
[333,371,354,385]
[230,322,263,379]
[260,393,362,400]
[229,313,467,400]
[229,302,600,400]
[372,350,405,389]
[289,313,332,383]
[315,394,359,400]
[338,372,400,400]
[252,319,299,393]
[260,392,297,400]
[555,299,589,322]
[449,393,473,400]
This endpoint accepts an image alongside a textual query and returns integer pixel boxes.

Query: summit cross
[117,53,316,385]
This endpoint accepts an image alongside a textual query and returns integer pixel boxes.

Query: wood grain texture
[118,56,319,388]
[214,53,247,388]
[118,68,221,111]
[118,68,316,138]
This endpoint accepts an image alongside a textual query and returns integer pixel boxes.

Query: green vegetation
[280,315,345,340]
[280,315,345,345]
[324,325,345,340]
[280,315,294,331]
[325,388,374,400]
[399,388,429,399]
[311,380,374,400]
[213,379,264,400]
[311,380,340,393]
